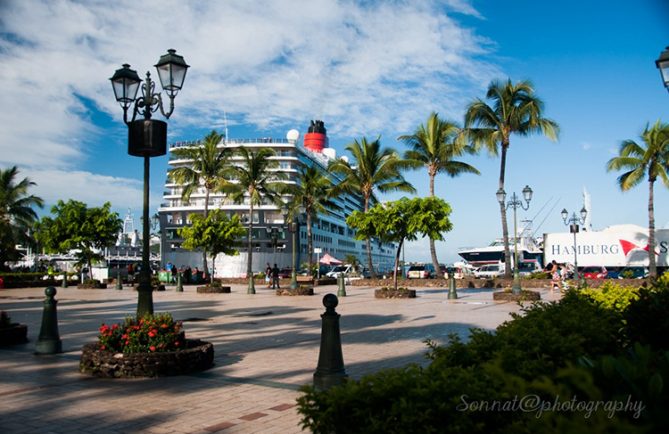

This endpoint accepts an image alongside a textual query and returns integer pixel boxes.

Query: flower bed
[79,313,214,377]
[79,339,214,377]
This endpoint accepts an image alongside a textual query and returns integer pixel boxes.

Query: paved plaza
[0,283,561,433]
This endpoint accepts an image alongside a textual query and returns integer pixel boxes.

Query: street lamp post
[497,185,533,294]
[656,46,669,92]
[561,207,587,288]
[110,49,189,317]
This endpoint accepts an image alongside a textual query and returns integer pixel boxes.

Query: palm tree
[464,79,559,278]
[399,112,480,277]
[222,147,286,293]
[285,166,337,275]
[168,130,230,279]
[0,166,44,268]
[606,120,669,279]
[329,137,415,277]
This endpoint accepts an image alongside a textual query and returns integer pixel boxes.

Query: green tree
[465,79,559,278]
[399,112,479,278]
[347,197,453,290]
[285,166,336,275]
[221,147,286,292]
[606,120,669,279]
[329,137,415,277]
[0,166,43,269]
[179,210,246,283]
[168,130,231,278]
[34,200,122,274]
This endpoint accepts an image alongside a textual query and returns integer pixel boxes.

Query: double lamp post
[497,185,532,294]
[561,207,587,287]
[110,49,189,317]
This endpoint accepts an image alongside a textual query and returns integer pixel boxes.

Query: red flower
[121,334,128,339]
[99,324,109,333]
[160,323,168,329]
[125,340,129,345]
[148,330,156,338]
[149,346,156,352]
[111,324,119,330]
[100,345,106,350]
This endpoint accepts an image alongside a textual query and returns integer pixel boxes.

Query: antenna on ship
[223,111,229,144]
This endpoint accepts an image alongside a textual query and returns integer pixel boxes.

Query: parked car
[517,261,543,277]
[614,266,648,279]
[278,267,293,279]
[473,264,505,279]
[407,264,436,279]
[444,263,475,279]
[581,266,608,279]
[325,264,368,278]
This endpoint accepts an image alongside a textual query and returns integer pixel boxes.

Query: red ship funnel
[304,120,328,152]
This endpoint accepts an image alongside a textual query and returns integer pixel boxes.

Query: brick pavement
[0,283,562,433]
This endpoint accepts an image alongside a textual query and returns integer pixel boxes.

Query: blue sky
[1,0,668,264]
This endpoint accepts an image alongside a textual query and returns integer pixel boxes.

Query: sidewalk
[0,283,561,433]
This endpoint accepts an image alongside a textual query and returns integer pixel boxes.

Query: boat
[157,120,397,277]
[457,220,543,266]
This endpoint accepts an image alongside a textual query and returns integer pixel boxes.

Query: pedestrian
[271,263,280,289]
[549,260,560,293]
[265,263,272,288]
[171,265,178,283]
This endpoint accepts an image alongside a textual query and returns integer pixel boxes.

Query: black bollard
[447,267,458,300]
[337,273,347,297]
[313,294,348,390]
[61,271,68,288]
[35,286,62,355]
[176,272,183,292]
[115,269,123,290]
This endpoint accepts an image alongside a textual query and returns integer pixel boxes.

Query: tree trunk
[364,196,376,278]
[307,210,313,276]
[247,200,254,279]
[499,143,512,278]
[393,239,403,291]
[648,179,657,278]
[202,189,210,280]
[428,172,442,278]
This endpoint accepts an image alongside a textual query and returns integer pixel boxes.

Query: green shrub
[624,286,669,351]
[297,291,626,432]
[298,364,510,434]
[97,313,184,353]
[580,281,642,314]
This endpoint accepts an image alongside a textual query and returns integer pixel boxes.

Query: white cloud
[0,0,497,208]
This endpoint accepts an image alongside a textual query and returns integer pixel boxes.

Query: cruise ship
[157,121,397,278]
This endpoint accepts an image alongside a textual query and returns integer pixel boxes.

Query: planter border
[374,288,416,299]
[0,324,28,346]
[79,339,214,378]
[492,290,541,302]
[276,286,314,296]
[197,285,231,293]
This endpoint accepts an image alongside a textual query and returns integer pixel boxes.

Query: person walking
[549,260,561,293]
[265,263,272,288]
[271,263,280,289]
